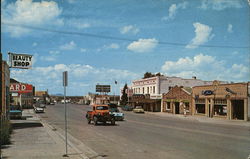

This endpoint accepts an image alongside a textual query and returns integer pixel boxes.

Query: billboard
[9,52,33,69]
[10,83,33,93]
[96,85,111,93]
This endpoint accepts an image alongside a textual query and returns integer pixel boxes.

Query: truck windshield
[96,106,108,110]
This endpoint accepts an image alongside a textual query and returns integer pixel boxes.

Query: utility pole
[63,71,68,157]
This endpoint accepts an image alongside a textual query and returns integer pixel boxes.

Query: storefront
[162,86,192,115]
[192,82,249,121]
[131,94,161,112]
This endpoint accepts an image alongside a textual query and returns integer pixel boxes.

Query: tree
[143,72,154,79]
[120,84,128,105]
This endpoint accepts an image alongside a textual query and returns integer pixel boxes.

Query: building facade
[1,61,10,119]
[10,80,34,109]
[162,86,192,115]
[131,76,217,112]
[192,82,250,121]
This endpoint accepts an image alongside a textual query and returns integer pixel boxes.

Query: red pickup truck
[86,104,115,125]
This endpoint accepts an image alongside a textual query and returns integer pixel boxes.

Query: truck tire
[94,116,98,126]
[87,118,91,124]
[111,118,115,125]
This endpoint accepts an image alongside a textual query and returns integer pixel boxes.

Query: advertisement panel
[8,52,33,69]
[96,85,111,93]
[10,83,33,93]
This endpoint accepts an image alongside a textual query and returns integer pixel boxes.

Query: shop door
[175,102,180,114]
[232,100,244,120]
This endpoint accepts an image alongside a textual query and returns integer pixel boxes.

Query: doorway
[232,100,244,120]
[175,102,180,114]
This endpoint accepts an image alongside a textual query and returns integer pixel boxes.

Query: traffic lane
[44,103,250,142]
[42,104,250,159]
[121,110,250,138]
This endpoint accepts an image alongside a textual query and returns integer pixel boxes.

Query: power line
[2,22,250,49]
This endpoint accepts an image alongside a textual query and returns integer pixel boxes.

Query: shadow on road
[11,122,43,129]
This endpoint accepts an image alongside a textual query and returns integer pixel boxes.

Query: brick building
[192,82,250,121]
[162,86,192,115]
[1,59,10,119]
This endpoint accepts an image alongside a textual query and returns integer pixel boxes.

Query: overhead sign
[10,83,33,93]
[9,52,33,69]
[96,85,110,93]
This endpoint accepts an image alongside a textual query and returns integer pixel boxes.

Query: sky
[1,0,250,96]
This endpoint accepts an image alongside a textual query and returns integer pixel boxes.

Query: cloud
[120,25,140,35]
[162,2,188,20]
[104,43,120,49]
[186,22,214,49]
[80,48,87,52]
[127,38,158,53]
[40,56,56,62]
[161,53,249,81]
[32,42,37,47]
[2,0,63,37]
[49,50,60,55]
[199,0,242,10]
[227,24,233,33]
[10,64,139,95]
[59,41,76,50]
[67,18,90,29]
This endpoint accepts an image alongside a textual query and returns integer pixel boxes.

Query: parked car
[9,105,22,119]
[109,107,124,121]
[133,106,144,113]
[122,105,133,111]
[86,104,116,125]
[34,107,45,113]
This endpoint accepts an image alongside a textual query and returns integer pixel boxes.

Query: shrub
[0,119,12,145]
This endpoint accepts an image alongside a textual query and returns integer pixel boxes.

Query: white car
[133,106,144,113]
[34,107,45,113]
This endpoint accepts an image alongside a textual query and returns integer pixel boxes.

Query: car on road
[34,107,45,113]
[121,105,133,111]
[9,105,22,119]
[86,104,116,125]
[109,107,124,121]
[133,106,144,113]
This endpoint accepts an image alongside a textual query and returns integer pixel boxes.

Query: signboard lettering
[96,85,111,93]
[202,90,213,96]
[10,83,33,93]
[9,52,33,69]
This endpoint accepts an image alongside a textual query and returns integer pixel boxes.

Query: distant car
[133,106,144,113]
[34,107,45,113]
[109,107,124,121]
[122,105,133,111]
[39,104,46,108]
[50,102,55,105]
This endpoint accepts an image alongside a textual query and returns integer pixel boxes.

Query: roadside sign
[63,71,68,87]
[8,52,33,69]
[96,85,111,93]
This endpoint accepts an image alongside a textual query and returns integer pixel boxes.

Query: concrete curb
[145,112,250,127]
[34,113,104,159]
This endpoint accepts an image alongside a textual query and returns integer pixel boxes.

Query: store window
[195,99,205,114]
[214,99,227,116]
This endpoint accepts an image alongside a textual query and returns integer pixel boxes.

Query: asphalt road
[38,104,250,159]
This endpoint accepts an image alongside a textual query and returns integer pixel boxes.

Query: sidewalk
[2,109,87,159]
[145,112,250,127]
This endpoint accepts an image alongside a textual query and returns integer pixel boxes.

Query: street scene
[1,0,250,159]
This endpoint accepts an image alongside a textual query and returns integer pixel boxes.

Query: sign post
[63,71,68,157]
